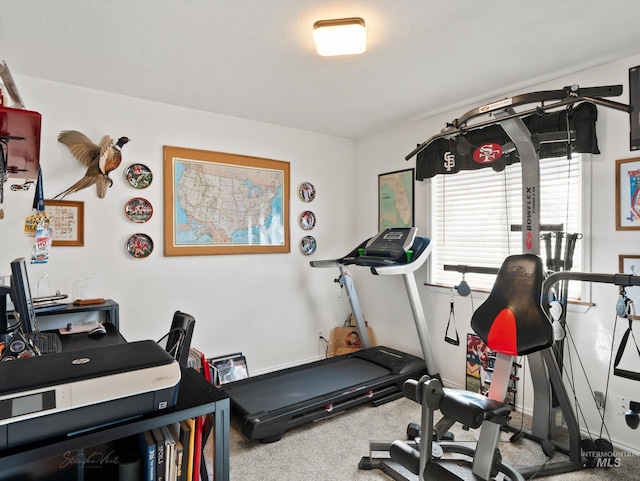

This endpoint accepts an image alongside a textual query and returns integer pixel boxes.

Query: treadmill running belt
[227,357,389,414]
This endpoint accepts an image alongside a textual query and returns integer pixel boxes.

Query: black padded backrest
[166,311,195,368]
[471,255,553,356]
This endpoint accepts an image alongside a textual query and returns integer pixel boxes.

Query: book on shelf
[151,427,166,481]
[192,416,204,481]
[139,430,156,481]
[161,425,176,481]
[136,417,201,481]
[182,418,196,481]
[173,424,186,481]
[188,347,212,382]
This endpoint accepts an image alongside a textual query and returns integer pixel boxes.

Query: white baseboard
[250,355,325,377]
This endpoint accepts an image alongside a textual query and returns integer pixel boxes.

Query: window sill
[424,283,594,314]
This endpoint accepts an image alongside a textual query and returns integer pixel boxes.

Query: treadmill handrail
[371,240,432,276]
[309,259,339,269]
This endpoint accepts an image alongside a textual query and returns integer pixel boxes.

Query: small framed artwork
[378,168,414,231]
[44,199,84,246]
[616,158,640,230]
[619,255,640,319]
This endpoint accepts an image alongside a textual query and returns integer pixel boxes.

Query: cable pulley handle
[553,232,564,268]
[564,233,581,271]
[445,292,460,346]
[613,316,640,379]
[541,233,552,270]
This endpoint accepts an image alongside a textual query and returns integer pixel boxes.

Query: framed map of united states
[163,146,290,256]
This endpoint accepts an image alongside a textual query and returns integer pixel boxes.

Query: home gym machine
[220,227,438,443]
[359,84,633,480]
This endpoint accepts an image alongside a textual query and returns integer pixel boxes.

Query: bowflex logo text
[525,186,536,250]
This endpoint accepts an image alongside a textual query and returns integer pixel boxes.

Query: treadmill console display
[363,227,417,261]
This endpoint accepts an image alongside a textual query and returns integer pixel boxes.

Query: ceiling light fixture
[313,17,366,56]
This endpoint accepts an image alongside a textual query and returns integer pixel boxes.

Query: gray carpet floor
[204,397,639,480]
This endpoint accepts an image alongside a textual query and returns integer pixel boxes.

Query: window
[429,154,588,299]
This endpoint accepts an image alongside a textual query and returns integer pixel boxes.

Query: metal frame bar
[405,85,629,161]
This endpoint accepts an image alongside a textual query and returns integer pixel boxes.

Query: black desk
[0,368,230,481]
[58,322,125,351]
[1,311,229,480]
[10,299,120,330]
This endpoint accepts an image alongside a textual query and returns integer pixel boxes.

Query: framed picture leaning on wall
[616,157,640,230]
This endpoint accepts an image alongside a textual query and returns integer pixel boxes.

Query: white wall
[354,53,640,452]
[0,76,357,373]
[3,52,640,453]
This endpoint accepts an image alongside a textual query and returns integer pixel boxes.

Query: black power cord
[319,335,330,358]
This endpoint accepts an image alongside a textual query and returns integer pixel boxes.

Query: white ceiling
[2,0,640,139]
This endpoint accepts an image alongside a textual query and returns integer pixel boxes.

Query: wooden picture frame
[163,146,290,256]
[616,158,640,230]
[44,199,84,246]
[619,255,640,320]
[619,254,640,275]
[378,168,414,231]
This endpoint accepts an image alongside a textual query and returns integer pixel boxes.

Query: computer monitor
[9,257,37,334]
[0,284,14,343]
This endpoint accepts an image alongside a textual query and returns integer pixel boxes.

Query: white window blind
[430,154,584,297]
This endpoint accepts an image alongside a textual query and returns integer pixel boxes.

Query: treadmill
[220,228,439,443]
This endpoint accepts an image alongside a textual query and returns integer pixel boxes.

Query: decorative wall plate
[300,235,317,255]
[298,182,316,202]
[124,163,153,189]
[125,197,153,223]
[299,210,316,230]
[126,233,154,258]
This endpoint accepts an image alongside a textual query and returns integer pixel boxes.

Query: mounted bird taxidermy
[55,130,130,199]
